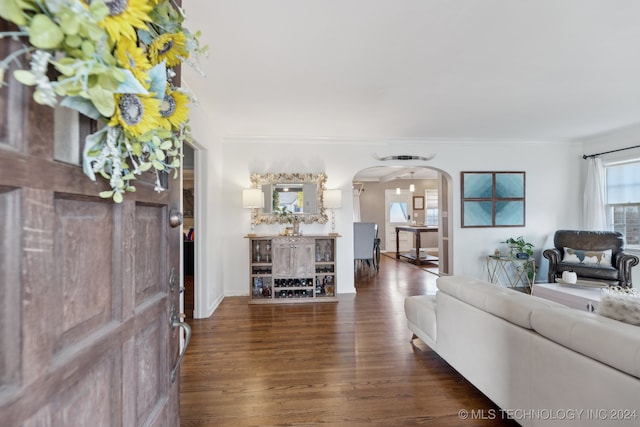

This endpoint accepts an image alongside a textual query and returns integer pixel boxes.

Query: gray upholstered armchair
[354,222,379,275]
[543,230,639,287]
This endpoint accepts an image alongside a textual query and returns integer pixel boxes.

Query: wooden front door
[0,24,184,426]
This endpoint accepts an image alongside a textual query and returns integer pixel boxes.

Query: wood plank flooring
[179,255,519,426]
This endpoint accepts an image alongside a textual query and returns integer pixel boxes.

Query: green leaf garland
[1,0,207,203]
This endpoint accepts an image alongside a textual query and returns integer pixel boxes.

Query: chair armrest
[543,248,561,283]
[614,251,640,287]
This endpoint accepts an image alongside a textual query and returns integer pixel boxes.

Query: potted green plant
[502,236,534,259]
[274,207,300,235]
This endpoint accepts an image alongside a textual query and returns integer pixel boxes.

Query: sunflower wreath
[0,0,206,202]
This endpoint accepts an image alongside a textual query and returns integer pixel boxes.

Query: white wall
[207,138,584,308]
[187,115,640,317]
[187,103,226,318]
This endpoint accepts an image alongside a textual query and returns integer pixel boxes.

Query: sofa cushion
[562,247,612,266]
[556,262,619,281]
[404,295,437,343]
[436,276,565,329]
[531,307,640,378]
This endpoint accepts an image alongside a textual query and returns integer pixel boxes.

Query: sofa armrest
[614,251,640,287]
[543,248,561,283]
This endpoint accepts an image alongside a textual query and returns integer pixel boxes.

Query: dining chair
[354,222,379,276]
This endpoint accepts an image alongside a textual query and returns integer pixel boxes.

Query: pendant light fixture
[409,171,415,193]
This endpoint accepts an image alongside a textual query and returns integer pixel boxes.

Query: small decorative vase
[293,219,300,235]
[562,271,577,284]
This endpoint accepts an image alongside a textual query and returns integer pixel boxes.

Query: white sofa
[404,275,640,427]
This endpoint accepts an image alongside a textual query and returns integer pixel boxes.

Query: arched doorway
[352,166,453,275]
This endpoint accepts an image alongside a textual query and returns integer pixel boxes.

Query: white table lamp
[242,189,264,233]
[323,189,342,234]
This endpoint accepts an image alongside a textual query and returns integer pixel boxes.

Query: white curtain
[352,189,362,222]
[583,157,607,230]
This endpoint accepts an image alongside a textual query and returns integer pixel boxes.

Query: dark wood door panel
[134,317,167,426]
[54,197,115,352]
[0,188,21,389]
[1,17,181,425]
[134,204,167,307]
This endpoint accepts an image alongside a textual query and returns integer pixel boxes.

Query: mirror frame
[250,172,328,224]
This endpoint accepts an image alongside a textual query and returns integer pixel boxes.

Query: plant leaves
[61,16,80,36]
[148,61,167,99]
[28,14,64,49]
[13,70,36,86]
[155,148,166,161]
[115,69,149,94]
[152,160,165,170]
[0,0,27,26]
[82,127,109,181]
[88,0,109,20]
[138,162,152,171]
[53,57,77,76]
[33,89,55,106]
[65,34,82,48]
[87,85,116,117]
[81,40,96,57]
[60,96,103,120]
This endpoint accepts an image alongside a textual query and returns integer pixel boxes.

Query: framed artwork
[461,171,525,227]
[413,196,424,210]
[183,188,194,218]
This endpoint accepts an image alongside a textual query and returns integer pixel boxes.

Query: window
[389,202,409,223]
[605,161,640,249]
[425,189,439,226]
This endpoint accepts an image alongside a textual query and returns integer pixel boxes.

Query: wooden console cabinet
[248,235,338,304]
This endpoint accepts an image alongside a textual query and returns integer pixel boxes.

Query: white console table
[532,282,603,312]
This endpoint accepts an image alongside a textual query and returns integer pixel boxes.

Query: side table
[395,225,438,265]
[486,256,535,293]
[532,282,603,312]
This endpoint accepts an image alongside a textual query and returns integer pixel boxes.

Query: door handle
[170,307,192,382]
[169,209,183,228]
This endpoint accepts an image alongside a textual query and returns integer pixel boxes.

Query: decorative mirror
[250,172,328,224]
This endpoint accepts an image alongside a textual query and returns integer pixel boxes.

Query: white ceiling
[183,0,640,142]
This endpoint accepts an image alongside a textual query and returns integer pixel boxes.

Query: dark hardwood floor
[179,255,519,426]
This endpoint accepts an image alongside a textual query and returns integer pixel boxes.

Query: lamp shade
[242,189,264,208]
[323,189,342,209]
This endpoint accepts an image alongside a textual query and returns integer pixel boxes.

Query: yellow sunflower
[158,88,189,130]
[110,93,161,138]
[89,0,153,44]
[115,37,151,87]
[148,32,189,67]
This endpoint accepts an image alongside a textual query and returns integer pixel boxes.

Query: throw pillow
[597,287,640,326]
[562,247,612,266]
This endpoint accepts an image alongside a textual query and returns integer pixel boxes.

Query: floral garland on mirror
[0,0,206,202]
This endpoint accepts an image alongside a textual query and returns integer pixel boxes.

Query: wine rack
[248,235,338,304]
